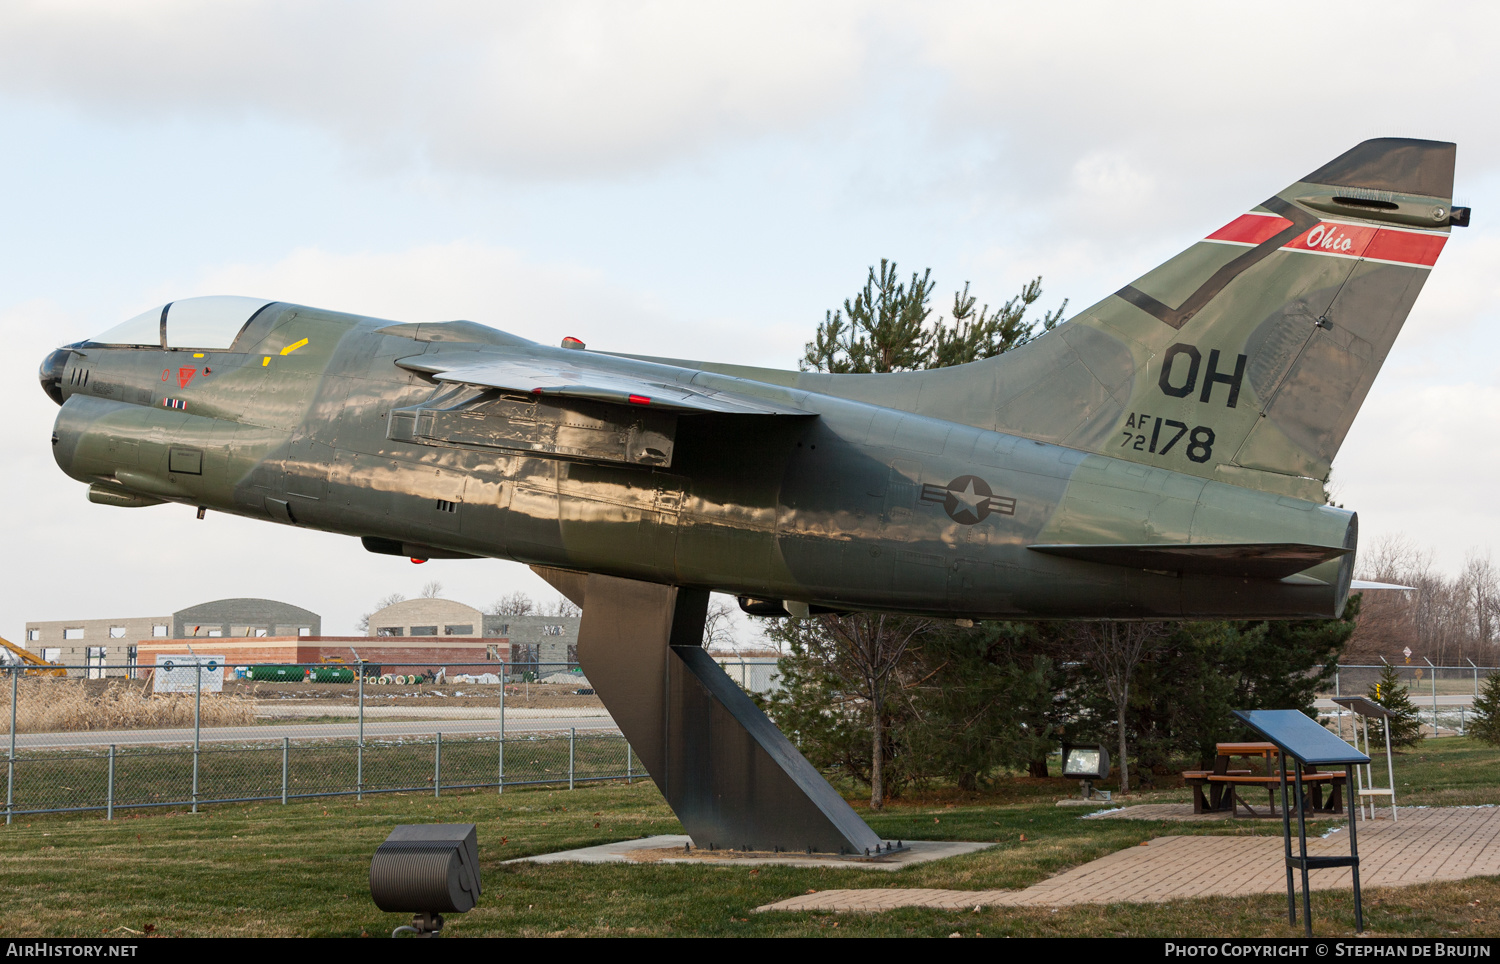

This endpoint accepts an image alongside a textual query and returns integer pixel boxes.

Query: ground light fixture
[370,824,481,937]
[1060,743,1112,802]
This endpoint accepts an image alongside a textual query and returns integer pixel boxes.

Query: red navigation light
[628,394,651,405]
[410,557,427,564]
[561,336,586,350]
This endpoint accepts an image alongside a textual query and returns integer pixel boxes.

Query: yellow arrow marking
[262,356,271,366]
[280,338,308,356]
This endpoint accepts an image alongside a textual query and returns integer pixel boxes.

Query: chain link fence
[1325,661,1500,701]
[0,660,636,821]
[710,656,780,694]
[1318,661,1500,739]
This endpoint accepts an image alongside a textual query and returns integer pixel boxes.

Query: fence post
[192,660,201,814]
[106,745,115,821]
[281,737,289,805]
[626,741,632,784]
[569,727,575,791]
[1471,659,1479,697]
[357,661,365,803]
[1335,666,1341,698]
[504,662,510,797]
[7,668,16,825]
[1426,657,1438,734]
[434,731,442,798]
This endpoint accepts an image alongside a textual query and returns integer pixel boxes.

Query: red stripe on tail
[1206,213,1293,245]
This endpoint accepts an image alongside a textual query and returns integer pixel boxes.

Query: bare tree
[1070,621,1169,795]
[702,601,738,650]
[355,592,407,635]
[420,581,444,599]
[1351,537,1500,665]
[1461,553,1500,656]
[540,594,581,618]
[822,613,930,810]
[488,591,536,616]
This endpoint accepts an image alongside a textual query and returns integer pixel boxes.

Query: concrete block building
[173,598,320,640]
[482,614,579,673]
[19,614,170,674]
[363,599,579,671]
[367,599,483,640]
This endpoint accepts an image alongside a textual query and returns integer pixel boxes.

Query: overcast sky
[3,1,1496,641]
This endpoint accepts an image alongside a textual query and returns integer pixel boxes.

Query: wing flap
[398,355,811,416]
[1028,542,1350,580]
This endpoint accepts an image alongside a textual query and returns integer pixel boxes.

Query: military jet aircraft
[39,137,1465,854]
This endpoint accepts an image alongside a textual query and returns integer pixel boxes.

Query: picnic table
[1183,742,1346,817]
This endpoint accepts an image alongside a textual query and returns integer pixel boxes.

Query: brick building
[136,636,503,674]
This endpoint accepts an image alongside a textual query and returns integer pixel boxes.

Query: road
[253,704,611,720]
[1315,694,1476,709]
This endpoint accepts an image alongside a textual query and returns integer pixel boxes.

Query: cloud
[5,1,1497,246]
[178,241,809,364]
[0,0,877,177]
[1336,382,1500,572]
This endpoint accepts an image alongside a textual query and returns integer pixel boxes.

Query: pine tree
[1470,671,1500,746]
[801,260,1066,375]
[782,263,1065,807]
[1367,663,1424,749]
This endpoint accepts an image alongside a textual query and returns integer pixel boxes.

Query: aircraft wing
[1028,542,1350,580]
[398,354,812,416]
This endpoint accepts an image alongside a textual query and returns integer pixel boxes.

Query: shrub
[0,678,255,733]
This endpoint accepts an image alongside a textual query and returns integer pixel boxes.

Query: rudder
[893,138,1460,502]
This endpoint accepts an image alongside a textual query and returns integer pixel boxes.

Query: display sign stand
[1331,696,1398,822]
[1232,709,1371,937]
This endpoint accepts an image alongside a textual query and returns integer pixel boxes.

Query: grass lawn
[0,737,1498,938]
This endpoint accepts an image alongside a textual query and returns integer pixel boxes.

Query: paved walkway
[1083,803,1345,823]
[757,807,1500,913]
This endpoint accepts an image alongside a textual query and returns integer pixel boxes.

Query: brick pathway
[756,807,1500,913]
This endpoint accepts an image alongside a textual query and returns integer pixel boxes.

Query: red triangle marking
[178,367,197,388]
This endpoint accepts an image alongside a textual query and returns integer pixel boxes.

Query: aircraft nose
[38,347,71,406]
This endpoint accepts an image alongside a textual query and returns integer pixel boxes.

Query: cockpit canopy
[87,296,274,351]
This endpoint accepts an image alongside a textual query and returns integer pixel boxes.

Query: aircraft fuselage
[47,302,1353,621]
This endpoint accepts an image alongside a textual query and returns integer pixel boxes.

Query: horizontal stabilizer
[1028,542,1350,580]
[399,355,811,416]
[1350,579,1415,592]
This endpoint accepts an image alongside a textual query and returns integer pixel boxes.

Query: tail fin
[907,138,1460,501]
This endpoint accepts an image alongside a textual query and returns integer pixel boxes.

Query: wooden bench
[1207,772,1345,817]
[1183,769,1253,813]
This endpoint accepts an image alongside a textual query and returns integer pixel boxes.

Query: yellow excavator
[0,636,67,677]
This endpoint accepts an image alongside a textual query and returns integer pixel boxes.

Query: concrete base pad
[505,834,995,871]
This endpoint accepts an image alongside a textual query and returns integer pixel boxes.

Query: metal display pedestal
[1234,709,1371,937]
[536,568,883,856]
